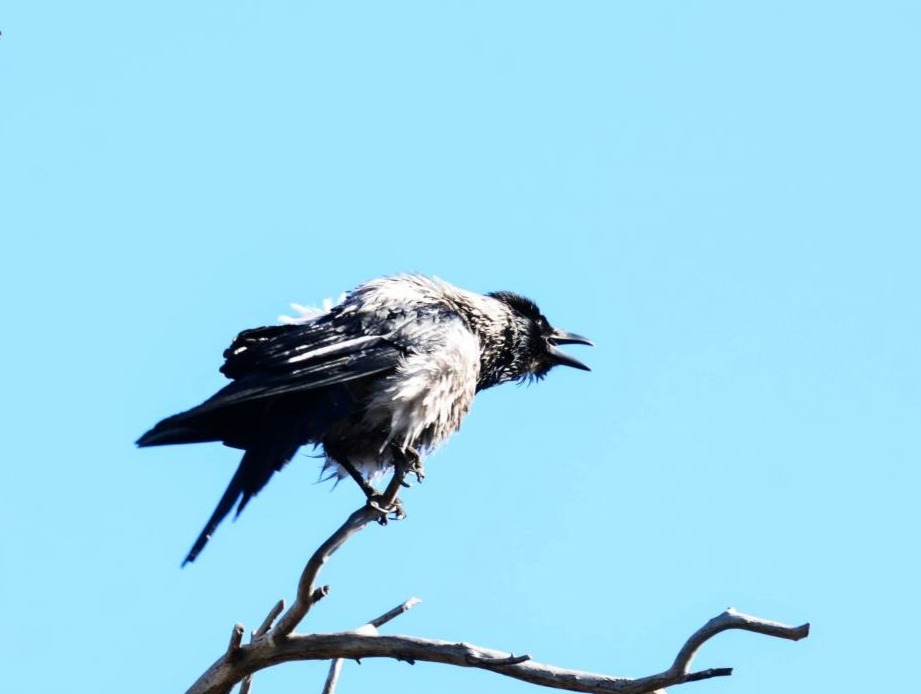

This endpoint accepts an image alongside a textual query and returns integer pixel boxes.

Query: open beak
[548,329,593,371]
[548,330,593,347]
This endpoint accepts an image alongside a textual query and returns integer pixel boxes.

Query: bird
[137,274,592,564]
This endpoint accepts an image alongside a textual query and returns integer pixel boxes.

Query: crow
[137,274,591,564]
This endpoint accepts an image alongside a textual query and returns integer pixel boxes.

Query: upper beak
[548,329,593,371]
[548,330,593,347]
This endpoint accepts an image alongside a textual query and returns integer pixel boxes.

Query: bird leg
[367,446,424,523]
[401,445,426,483]
[389,445,425,487]
[337,460,379,499]
[335,459,405,522]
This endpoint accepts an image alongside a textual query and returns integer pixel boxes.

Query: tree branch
[272,465,410,637]
[185,466,809,694]
[666,607,809,679]
[189,606,807,694]
[369,597,422,628]
[188,468,411,694]
[322,598,423,694]
[270,505,378,637]
[321,658,343,694]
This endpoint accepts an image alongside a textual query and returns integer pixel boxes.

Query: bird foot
[366,445,423,523]
[368,495,406,524]
[398,445,426,483]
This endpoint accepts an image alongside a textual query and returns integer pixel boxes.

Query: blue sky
[1,2,918,692]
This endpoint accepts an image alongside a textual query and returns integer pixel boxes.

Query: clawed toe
[401,445,426,483]
[368,495,406,523]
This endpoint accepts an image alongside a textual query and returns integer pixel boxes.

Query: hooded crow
[137,274,591,563]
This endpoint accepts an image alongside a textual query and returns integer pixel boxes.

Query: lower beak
[549,345,591,371]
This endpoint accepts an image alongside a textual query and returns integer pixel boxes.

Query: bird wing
[191,299,475,411]
[135,300,475,452]
[190,318,406,414]
[135,315,404,449]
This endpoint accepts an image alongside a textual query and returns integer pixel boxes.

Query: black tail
[182,439,300,565]
[182,460,249,566]
[138,387,355,564]
[136,410,223,447]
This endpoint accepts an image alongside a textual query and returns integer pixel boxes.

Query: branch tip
[369,597,423,628]
[321,658,343,694]
[311,586,331,605]
[227,624,244,655]
[467,652,532,666]
[669,608,811,678]
[684,667,733,683]
[255,600,285,638]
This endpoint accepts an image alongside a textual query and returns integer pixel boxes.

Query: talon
[367,495,406,522]
[403,446,426,483]
[368,496,389,516]
[391,498,406,520]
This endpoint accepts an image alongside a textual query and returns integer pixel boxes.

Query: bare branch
[667,607,810,678]
[226,624,244,657]
[271,466,410,638]
[271,505,376,637]
[467,652,532,666]
[321,658,343,694]
[255,600,285,638]
[683,668,733,683]
[321,598,423,694]
[186,467,809,694]
[187,607,808,694]
[238,601,288,694]
[369,597,422,628]
[311,586,330,605]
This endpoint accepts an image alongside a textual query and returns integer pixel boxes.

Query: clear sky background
[1,2,918,693]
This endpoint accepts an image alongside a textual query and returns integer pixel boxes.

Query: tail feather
[182,439,300,565]
[138,388,356,564]
[136,411,223,447]
[182,462,248,566]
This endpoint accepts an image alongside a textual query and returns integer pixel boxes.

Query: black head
[484,291,592,385]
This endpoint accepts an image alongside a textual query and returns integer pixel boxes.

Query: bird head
[480,291,592,388]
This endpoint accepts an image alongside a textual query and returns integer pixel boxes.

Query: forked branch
[273,462,411,637]
[186,464,809,694]
[188,608,807,694]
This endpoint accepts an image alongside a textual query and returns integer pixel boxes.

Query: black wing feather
[137,319,406,447]
[195,329,403,414]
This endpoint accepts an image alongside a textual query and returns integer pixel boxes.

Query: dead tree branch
[272,464,410,637]
[185,464,809,694]
[320,657,343,694]
[369,597,423,628]
[189,611,807,694]
[322,598,423,694]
